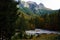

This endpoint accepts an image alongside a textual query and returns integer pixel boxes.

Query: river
[25,29,60,35]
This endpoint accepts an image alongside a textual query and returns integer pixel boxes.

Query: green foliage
[1,0,60,40]
[0,0,18,40]
[19,7,34,15]
[16,9,60,31]
[11,9,60,39]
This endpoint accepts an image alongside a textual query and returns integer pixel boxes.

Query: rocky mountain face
[19,0,56,15]
[19,1,51,10]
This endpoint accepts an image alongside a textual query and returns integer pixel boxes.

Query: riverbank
[11,33,60,40]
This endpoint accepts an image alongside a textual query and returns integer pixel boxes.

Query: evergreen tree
[0,0,18,40]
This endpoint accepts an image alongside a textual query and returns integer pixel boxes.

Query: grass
[11,33,60,40]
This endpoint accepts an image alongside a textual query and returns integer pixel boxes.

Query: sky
[21,0,60,10]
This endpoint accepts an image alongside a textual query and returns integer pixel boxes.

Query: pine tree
[0,0,18,40]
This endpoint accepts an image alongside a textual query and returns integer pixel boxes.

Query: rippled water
[25,29,60,35]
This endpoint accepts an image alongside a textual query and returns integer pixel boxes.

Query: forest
[0,0,60,40]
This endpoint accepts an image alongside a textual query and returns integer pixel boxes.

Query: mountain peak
[19,1,51,10]
[27,1,34,3]
[27,1,37,6]
[39,3,45,8]
[39,3,44,6]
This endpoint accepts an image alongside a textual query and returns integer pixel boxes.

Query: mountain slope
[19,0,58,15]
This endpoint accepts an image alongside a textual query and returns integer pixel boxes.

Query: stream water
[25,29,60,35]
